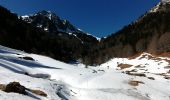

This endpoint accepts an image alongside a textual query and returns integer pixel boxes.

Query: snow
[44,27,48,31]
[149,0,170,13]
[149,2,161,13]
[162,0,170,4]
[0,46,170,100]
[20,15,33,23]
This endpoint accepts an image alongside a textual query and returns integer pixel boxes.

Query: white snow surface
[149,0,170,13]
[0,45,170,100]
[162,0,170,4]
[149,2,162,13]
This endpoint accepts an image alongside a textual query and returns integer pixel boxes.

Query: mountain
[21,10,81,33]
[0,6,98,63]
[20,10,99,43]
[84,0,170,65]
[149,0,170,13]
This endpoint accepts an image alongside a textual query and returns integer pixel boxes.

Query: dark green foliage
[0,6,97,63]
[85,9,170,65]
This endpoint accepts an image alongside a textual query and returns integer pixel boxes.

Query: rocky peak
[149,0,170,13]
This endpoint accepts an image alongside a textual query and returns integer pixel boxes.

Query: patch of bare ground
[157,73,170,80]
[129,52,170,61]
[151,53,170,64]
[0,84,6,91]
[164,76,170,80]
[29,89,47,97]
[135,65,142,68]
[141,55,152,60]
[128,80,144,86]
[0,82,47,97]
[126,71,146,77]
[117,64,133,69]
[147,77,155,80]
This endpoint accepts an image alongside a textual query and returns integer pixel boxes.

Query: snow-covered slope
[0,45,170,100]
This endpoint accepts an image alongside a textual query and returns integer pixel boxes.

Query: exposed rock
[126,72,146,77]
[19,56,35,61]
[5,82,26,95]
[147,77,155,80]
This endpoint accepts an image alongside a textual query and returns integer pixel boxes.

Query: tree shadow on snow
[2,58,62,70]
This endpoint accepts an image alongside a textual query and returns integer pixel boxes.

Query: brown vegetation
[128,80,144,86]
[0,82,47,97]
[0,84,6,91]
[30,89,47,97]
[117,64,133,69]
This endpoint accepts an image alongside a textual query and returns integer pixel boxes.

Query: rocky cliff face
[20,10,99,44]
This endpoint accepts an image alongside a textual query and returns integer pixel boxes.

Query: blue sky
[0,0,159,37]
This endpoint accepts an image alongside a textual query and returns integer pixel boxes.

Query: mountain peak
[161,0,170,4]
[20,10,99,42]
[36,10,59,20]
[149,1,170,13]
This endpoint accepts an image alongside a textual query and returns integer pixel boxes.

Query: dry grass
[128,80,144,86]
[0,84,6,91]
[117,64,133,69]
[30,89,47,97]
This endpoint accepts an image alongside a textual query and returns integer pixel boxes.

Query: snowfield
[0,45,170,100]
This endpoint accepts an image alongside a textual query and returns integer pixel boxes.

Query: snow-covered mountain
[21,11,79,33]
[162,0,170,4]
[0,45,170,100]
[0,6,99,63]
[20,10,99,40]
[149,0,170,13]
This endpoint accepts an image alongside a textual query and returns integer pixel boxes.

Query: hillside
[85,1,170,65]
[0,6,98,63]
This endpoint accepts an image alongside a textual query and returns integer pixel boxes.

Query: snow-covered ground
[0,45,170,100]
